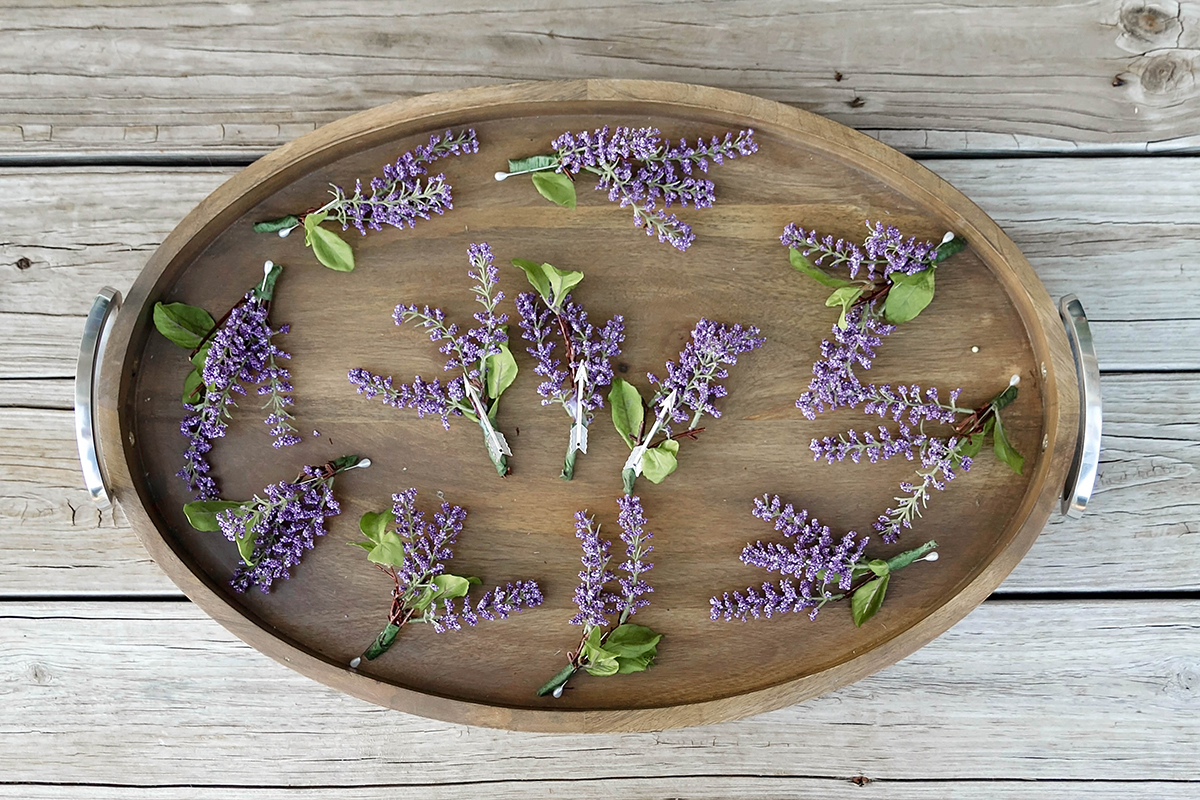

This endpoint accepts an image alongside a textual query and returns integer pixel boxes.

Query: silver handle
[1059,295,1101,518]
[75,287,122,509]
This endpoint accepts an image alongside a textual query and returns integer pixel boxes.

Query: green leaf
[866,559,890,577]
[543,262,584,308]
[485,343,519,400]
[851,574,890,627]
[511,257,553,300]
[304,212,355,272]
[508,155,559,173]
[412,573,473,611]
[153,302,215,350]
[367,531,406,567]
[622,467,638,495]
[885,540,939,572]
[531,170,576,209]
[363,623,401,661]
[991,412,1025,475]
[584,657,620,677]
[609,379,644,449]
[641,439,679,484]
[615,653,656,674]
[181,368,205,404]
[235,512,260,565]
[253,215,300,233]
[191,345,210,369]
[825,285,866,328]
[788,248,854,288]
[604,624,661,659]
[349,541,375,552]
[933,234,966,264]
[358,510,392,544]
[182,500,245,532]
[960,431,986,459]
[884,267,936,324]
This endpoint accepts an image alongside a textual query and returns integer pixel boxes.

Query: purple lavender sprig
[255,129,479,271]
[538,495,661,698]
[177,262,298,500]
[499,126,757,251]
[350,488,543,664]
[180,455,368,594]
[710,494,938,627]
[348,243,518,475]
[513,261,625,479]
[615,318,765,494]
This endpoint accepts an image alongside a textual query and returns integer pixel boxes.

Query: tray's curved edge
[97,78,1079,733]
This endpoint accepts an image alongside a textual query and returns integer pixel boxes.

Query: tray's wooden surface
[97,80,1077,731]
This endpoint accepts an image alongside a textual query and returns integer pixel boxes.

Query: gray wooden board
[1,1,1199,156]
[0,600,1197,784]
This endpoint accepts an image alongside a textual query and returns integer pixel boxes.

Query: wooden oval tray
[97,80,1079,732]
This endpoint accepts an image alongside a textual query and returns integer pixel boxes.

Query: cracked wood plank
[0,600,1197,784]
[1,373,1195,596]
[0,1,1199,156]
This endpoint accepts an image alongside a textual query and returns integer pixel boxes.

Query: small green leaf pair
[609,379,679,488]
[849,540,939,626]
[580,623,662,677]
[153,301,216,403]
[511,258,584,311]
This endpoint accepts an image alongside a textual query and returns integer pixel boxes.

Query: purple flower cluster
[648,318,765,432]
[551,125,757,251]
[570,495,656,627]
[794,303,894,419]
[348,243,506,429]
[218,462,342,594]
[385,488,543,634]
[179,286,296,500]
[515,292,624,410]
[873,435,973,543]
[329,129,479,235]
[710,495,868,622]
[432,581,545,633]
[781,220,939,282]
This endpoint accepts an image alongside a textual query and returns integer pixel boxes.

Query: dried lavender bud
[873,435,973,544]
[507,125,756,251]
[782,220,940,282]
[327,129,479,235]
[648,318,765,431]
[178,264,297,500]
[347,243,516,475]
[570,511,619,627]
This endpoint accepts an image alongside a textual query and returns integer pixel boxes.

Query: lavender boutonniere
[255,129,479,272]
[181,455,369,593]
[512,258,625,479]
[152,262,299,500]
[350,489,544,666]
[496,126,757,251]
[610,319,764,494]
[815,376,1025,543]
[348,243,518,475]
[710,495,940,627]
[538,495,661,698]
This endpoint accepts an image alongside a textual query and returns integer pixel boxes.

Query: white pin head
[494,171,509,182]
[552,684,564,698]
[923,552,940,562]
[941,231,956,245]
[1010,374,1021,387]
[354,458,372,470]
[349,656,361,669]
[263,260,274,273]
[278,226,292,238]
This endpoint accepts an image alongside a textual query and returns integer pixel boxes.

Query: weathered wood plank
[0,373,1195,596]
[3,159,1198,373]
[0,780,1194,800]
[1,600,1197,782]
[0,1,1197,156]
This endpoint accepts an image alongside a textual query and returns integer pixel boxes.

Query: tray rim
[97,79,1080,732]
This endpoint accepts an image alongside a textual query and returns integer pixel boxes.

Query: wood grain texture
[6,156,1197,372]
[1,1,1199,156]
[2,373,1195,597]
[1,600,1198,784]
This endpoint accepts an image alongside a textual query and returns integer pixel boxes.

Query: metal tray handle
[75,287,122,509]
[1059,294,1101,518]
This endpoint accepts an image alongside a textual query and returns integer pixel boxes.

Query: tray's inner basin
[131,109,1040,710]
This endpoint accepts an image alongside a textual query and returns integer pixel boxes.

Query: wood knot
[1116,2,1182,52]
[28,663,53,684]
[847,96,866,109]
[15,257,31,270]
[850,775,872,786]
[1139,52,1194,94]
